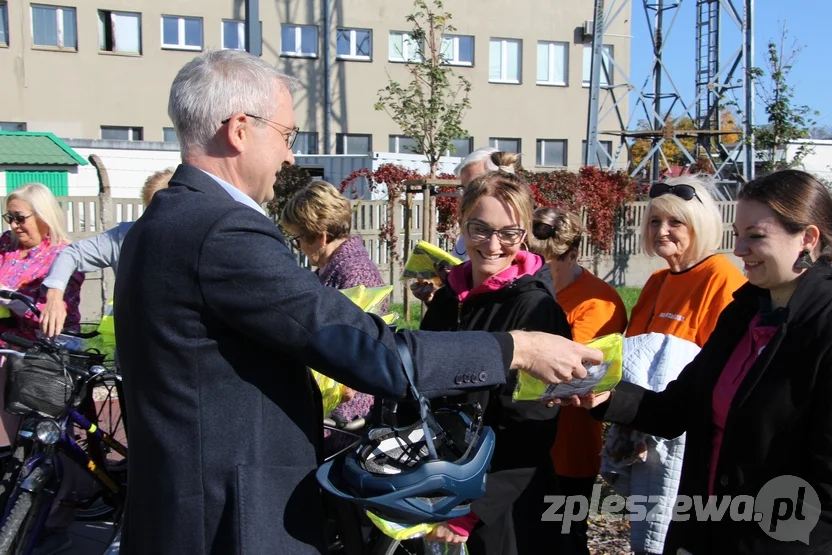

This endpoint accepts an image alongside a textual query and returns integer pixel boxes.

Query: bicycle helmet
[316,336,496,524]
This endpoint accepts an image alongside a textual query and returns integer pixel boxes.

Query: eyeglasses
[221,113,300,149]
[2,212,34,225]
[465,221,526,246]
[649,182,703,204]
[287,235,302,250]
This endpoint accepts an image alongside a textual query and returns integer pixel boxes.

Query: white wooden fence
[0,196,742,317]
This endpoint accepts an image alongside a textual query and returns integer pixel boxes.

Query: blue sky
[626,0,830,127]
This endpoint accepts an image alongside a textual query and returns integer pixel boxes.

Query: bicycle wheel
[0,444,27,515]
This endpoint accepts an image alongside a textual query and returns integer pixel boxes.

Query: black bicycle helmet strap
[393,334,443,460]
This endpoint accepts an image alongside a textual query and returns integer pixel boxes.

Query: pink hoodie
[447,250,544,303]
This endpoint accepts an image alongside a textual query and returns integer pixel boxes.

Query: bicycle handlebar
[0,290,99,339]
[323,417,366,431]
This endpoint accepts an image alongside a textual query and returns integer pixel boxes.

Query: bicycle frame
[0,405,128,555]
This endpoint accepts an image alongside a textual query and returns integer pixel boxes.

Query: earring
[794,248,813,270]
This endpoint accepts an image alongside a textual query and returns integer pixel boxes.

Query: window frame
[440,34,474,67]
[335,133,373,155]
[162,127,178,143]
[388,134,422,155]
[536,139,568,168]
[0,2,9,47]
[445,137,473,157]
[488,38,521,84]
[536,41,568,86]
[582,139,614,167]
[101,126,144,142]
[582,44,614,87]
[221,19,245,51]
[98,9,142,55]
[280,23,318,58]
[336,27,372,61]
[488,137,522,154]
[30,4,77,51]
[0,122,26,132]
[293,131,319,155]
[160,15,203,51]
[388,31,420,63]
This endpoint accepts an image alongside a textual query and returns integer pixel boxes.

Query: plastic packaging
[513,333,624,401]
[401,241,462,281]
[313,285,396,417]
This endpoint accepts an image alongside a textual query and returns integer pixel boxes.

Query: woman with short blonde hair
[6,183,70,246]
[280,180,352,243]
[280,180,386,459]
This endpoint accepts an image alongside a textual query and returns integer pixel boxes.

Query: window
[293,132,318,155]
[446,138,473,157]
[440,35,473,66]
[582,44,613,86]
[31,5,76,50]
[163,127,178,143]
[222,20,245,50]
[536,139,567,167]
[388,135,421,154]
[98,10,141,54]
[336,28,371,60]
[489,38,521,83]
[336,133,372,155]
[101,126,143,141]
[281,24,317,57]
[0,122,26,131]
[537,41,567,86]
[489,138,521,154]
[0,3,8,46]
[161,15,202,50]
[388,31,419,62]
[582,140,613,167]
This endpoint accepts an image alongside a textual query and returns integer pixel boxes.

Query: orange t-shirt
[551,268,628,478]
[626,254,746,348]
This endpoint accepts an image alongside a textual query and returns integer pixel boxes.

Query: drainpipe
[323,0,332,153]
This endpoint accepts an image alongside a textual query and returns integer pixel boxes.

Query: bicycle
[0,291,127,555]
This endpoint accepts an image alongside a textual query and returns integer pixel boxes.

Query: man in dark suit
[114,50,601,555]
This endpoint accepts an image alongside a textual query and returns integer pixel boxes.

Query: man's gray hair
[168,50,299,158]
[454,146,499,176]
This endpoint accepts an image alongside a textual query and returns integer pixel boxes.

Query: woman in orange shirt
[628,176,746,348]
[528,208,628,555]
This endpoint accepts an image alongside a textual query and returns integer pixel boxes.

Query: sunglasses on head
[2,212,34,225]
[649,182,703,204]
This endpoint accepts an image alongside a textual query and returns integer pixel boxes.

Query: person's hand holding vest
[508,331,603,385]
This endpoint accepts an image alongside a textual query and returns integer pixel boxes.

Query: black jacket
[114,165,516,555]
[593,260,832,554]
[421,264,571,527]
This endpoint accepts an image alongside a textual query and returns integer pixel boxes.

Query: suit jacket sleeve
[197,210,511,399]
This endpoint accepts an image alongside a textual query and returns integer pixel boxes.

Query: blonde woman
[527,208,628,555]
[420,159,572,555]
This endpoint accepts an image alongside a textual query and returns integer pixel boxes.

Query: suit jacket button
[454,375,463,385]
[720,474,729,487]
[463,373,472,383]
[478,371,487,382]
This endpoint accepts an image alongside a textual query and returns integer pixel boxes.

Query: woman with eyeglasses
[568,169,832,554]
[280,180,386,442]
[0,183,82,441]
[419,160,572,555]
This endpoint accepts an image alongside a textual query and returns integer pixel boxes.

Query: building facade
[0,0,630,172]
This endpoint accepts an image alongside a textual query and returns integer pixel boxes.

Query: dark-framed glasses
[287,235,302,250]
[465,221,526,246]
[221,113,300,149]
[649,182,703,204]
[2,212,34,225]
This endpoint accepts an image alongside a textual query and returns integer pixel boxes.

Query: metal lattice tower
[585,0,755,194]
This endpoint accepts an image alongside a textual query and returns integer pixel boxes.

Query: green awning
[0,131,88,166]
